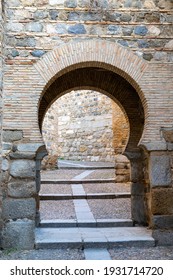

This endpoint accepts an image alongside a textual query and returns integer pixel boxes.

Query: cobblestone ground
[1,163,173,260]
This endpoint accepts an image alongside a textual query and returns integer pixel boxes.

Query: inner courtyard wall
[42,90,129,162]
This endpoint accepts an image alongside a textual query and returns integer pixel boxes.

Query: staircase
[35,161,155,253]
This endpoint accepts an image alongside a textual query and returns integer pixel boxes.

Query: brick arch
[39,66,144,153]
[34,40,149,151]
[34,40,150,227]
[34,40,148,113]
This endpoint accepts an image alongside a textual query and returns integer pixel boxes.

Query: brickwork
[42,90,128,162]
[0,0,173,248]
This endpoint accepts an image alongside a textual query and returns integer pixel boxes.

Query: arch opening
[40,89,132,223]
[37,64,149,227]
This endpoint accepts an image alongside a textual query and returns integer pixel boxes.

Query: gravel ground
[41,169,82,180]
[40,201,76,220]
[83,183,130,193]
[85,169,115,179]
[0,249,84,260]
[88,198,131,219]
[40,184,72,194]
[1,247,173,260]
[109,247,173,260]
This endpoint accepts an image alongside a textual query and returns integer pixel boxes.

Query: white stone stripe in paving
[72,171,95,221]
[72,184,85,195]
[73,170,94,180]
[73,199,95,221]
[84,248,112,260]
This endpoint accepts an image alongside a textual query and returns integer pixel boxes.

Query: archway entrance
[5,40,171,250]
[39,89,131,225]
[36,63,149,228]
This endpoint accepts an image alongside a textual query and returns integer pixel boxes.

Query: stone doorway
[38,89,131,231]
[2,41,173,249]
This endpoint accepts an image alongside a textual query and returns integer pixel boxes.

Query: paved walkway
[37,166,154,260]
[2,161,171,260]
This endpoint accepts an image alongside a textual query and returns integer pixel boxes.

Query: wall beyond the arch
[42,90,129,162]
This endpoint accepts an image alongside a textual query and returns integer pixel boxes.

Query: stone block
[9,151,35,160]
[152,229,173,246]
[134,26,148,36]
[64,0,77,8]
[16,37,36,47]
[25,22,43,32]
[31,50,46,57]
[107,25,121,35]
[16,143,42,152]
[10,160,35,178]
[2,219,35,249]
[2,130,23,142]
[68,24,86,34]
[149,153,172,187]
[49,10,58,20]
[8,180,36,198]
[151,188,173,215]
[6,22,24,32]
[55,23,67,34]
[152,215,173,229]
[122,27,134,36]
[2,198,36,220]
[2,159,9,171]
[120,13,132,22]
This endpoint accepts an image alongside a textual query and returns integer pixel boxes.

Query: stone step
[41,178,116,184]
[59,166,115,170]
[39,218,134,228]
[39,192,131,200]
[35,227,155,249]
[58,160,115,170]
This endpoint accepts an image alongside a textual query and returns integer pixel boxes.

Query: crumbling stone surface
[149,153,172,187]
[2,198,36,220]
[151,188,173,215]
[2,219,35,249]
[10,160,35,179]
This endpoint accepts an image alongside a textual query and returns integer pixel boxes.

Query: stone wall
[0,0,173,248]
[0,0,4,247]
[112,101,129,154]
[3,0,173,63]
[43,90,128,162]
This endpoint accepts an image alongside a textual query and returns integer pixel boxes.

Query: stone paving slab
[84,248,111,260]
[58,160,115,169]
[35,227,155,249]
[40,219,133,228]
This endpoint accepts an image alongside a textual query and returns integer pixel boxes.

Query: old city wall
[0,0,3,247]
[42,90,129,163]
[0,0,173,248]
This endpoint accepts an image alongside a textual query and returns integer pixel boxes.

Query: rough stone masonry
[0,0,173,249]
[42,90,129,162]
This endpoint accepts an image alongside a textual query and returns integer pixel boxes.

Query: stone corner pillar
[125,149,150,226]
[149,150,173,245]
[1,135,46,249]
